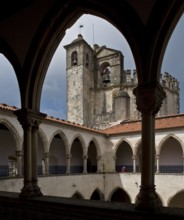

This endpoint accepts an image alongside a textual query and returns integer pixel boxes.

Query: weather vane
[79,24,84,34]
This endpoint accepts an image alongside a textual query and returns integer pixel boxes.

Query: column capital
[82,155,88,160]
[15,150,23,156]
[14,108,47,129]
[133,82,166,115]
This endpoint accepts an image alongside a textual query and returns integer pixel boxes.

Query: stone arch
[108,187,131,203]
[0,38,22,101]
[168,189,184,208]
[115,139,133,172]
[48,130,69,174]
[158,134,183,173]
[90,188,104,201]
[157,134,184,155]
[71,191,84,199]
[70,134,86,155]
[0,119,22,151]
[87,137,101,157]
[48,130,69,155]
[70,135,84,173]
[87,140,98,173]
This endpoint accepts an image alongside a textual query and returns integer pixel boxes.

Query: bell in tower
[102,67,111,84]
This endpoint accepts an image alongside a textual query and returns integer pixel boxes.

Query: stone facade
[64,35,180,129]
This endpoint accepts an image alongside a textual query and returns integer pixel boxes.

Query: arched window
[71,51,78,66]
[86,53,89,67]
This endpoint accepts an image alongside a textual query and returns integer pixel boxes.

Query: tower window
[86,53,89,67]
[71,51,78,66]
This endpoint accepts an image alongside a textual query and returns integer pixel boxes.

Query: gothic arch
[71,191,84,199]
[114,138,133,155]
[0,37,22,95]
[115,139,133,172]
[157,134,184,155]
[0,119,22,151]
[48,130,69,155]
[70,134,86,155]
[90,188,104,201]
[108,187,131,203]
[87,137,101,157]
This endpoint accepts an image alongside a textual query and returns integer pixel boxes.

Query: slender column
[14,108,46,198]
[156,155,160,174]
[132,155,136,173]
[113,155,116,172]
[32,120,42,196]
[182,155,184,174]
[83,155,88,174]
[96,155,102,173]
[66,154,71,174]
[44,152,49,175]
[133,83,166,210]
[15,150,23,177]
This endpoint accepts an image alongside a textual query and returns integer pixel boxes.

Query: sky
[0,14,184,119]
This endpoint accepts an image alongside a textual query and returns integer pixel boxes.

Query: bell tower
[64,34,94,126]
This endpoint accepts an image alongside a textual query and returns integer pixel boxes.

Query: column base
[135,185,161,211]
[19,182,43,199]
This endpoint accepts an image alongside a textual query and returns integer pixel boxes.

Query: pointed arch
[158,134,184,155]
[70,133,86,155]
[0,119,22,151]
[158,134,183,173]
[70,135,84,173]
[115,139,133,172]
[87,137,101,157]
[114,138,133,154]
[71,191,84,199]
[49,130,69,174]
[49,130,69,155]
[0,38,22,107]
[90,188,104,201]
[108,187,131,203]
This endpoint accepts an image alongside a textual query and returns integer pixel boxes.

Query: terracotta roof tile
[103,114,184,135]
[1,104,184,135]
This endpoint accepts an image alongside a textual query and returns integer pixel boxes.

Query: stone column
[132,155,136,173]
[182,155,184,174]
[83,155,88,174]
[14,108,46,198]
[97,155,102,173]
[66,154,71,174]
[156,155,160,174]
[44,152,49,175]
[133,83,166,210]
[113,155,116,172]
[15,150,23,177]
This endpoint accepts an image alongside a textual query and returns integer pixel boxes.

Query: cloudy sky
[0,14,184,119]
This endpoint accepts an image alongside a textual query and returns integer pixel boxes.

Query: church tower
[64,34,94,126]
[64,35,180,128]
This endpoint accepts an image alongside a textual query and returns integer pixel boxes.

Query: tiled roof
[1,103,184,135]
[0,103,18,111]
[103,114,184,135]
